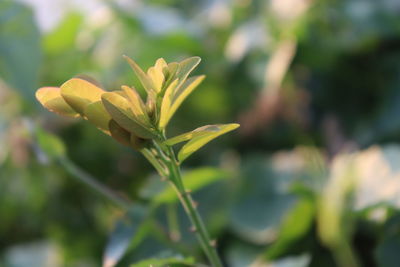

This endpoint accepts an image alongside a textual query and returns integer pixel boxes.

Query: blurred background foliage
[1,0,400,266]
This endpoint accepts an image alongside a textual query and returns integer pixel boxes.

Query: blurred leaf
[60,77,105,114]
[0,0,41,101]
[265,198,314,259]
[147,59,165,93]
[102,92,157,139]
[176,57,201,84]
[177,123,239,162]
[159,79,178,129]
[124,55,155,93]
[154,167,230,204]
[108,119,131,146]
[103,205,148,267]
[130,255,194,267]
[35,127,66,160]
[35,87,79,117]
[43,12,83,54]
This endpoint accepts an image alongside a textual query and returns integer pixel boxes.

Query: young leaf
[84,101,111,133]
[35,87,79,117]
[178,123,240,162]
[147,59,166,93]
[60,77,104,114]
[121,85,151,126]
[123,55,154,93]
[177,56,201,83]
[164,125,224,146]
[165,75,205,126]
[158,79,179,129]
[163,62,179,87]
[102,92,158,139]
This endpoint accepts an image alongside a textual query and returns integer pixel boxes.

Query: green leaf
[102,92,157,139]
[84,101,111,133]
[103,205,148,267]
[121,85,151,126]
[130,256,194,267]
[264,198,314,259]
[35,127,66,160]
[163,62,179,87]
[60,77,104,114]
[43,12,83,54]
[0,1,41,101]
[154,167,230,204]
[35,87,79,117]
[177,123,239,162]
[123,55,154,93]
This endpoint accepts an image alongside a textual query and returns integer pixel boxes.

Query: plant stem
[58,156,131,210]
[162,145,223,267]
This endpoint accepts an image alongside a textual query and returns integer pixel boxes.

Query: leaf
[121,85,151,126]
[264,198,314,259]
[130,256,194,267]
[178,123,239,162]
[147,59,166,93]
[35,127,66,160]
[102,92,157,139]
[123,55,154,93]
[165,124,225,146]
[158,79,178,129]
[177,56,201,83]
[60,77,104,114]
[108,120,131,146]
[43,12,83,54]
[103,205,148,267]
[35,87,79,117]
[84,101,111,133]
[154,167,229,204]
[166,75,205,127]
[0,1,41,102]
[163,62,179,87]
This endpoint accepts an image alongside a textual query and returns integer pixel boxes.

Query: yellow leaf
[35,87,79,117]
[102,92,158,139]
[166,75,205,126]
[84,101,111,134]
[121,85,151,126]
[159,79,179,129]
[147,66,164,93]
[123,55,154,93]
[60,77,104,114]
[178,123,240,162]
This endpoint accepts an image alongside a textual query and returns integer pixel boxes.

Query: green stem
[58,156,131,210]
[161,144,223,267]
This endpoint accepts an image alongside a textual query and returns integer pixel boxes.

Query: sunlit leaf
[84,101,111,133]
[154,167,230,204]
[178,123,240,162]
[35,87,79,117]
[163,62,179,87]
[60,77,104,114]
[165,124,225,146]
[147,58,166,93]
[102,92,157,139]
[177,56,201,83]
[108,120,131,146]
[158,79,178,129]
[166,75,205,126]
[123,55,154,93]
[121,85,151,126]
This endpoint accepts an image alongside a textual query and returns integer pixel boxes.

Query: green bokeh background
[1,0,400,266]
